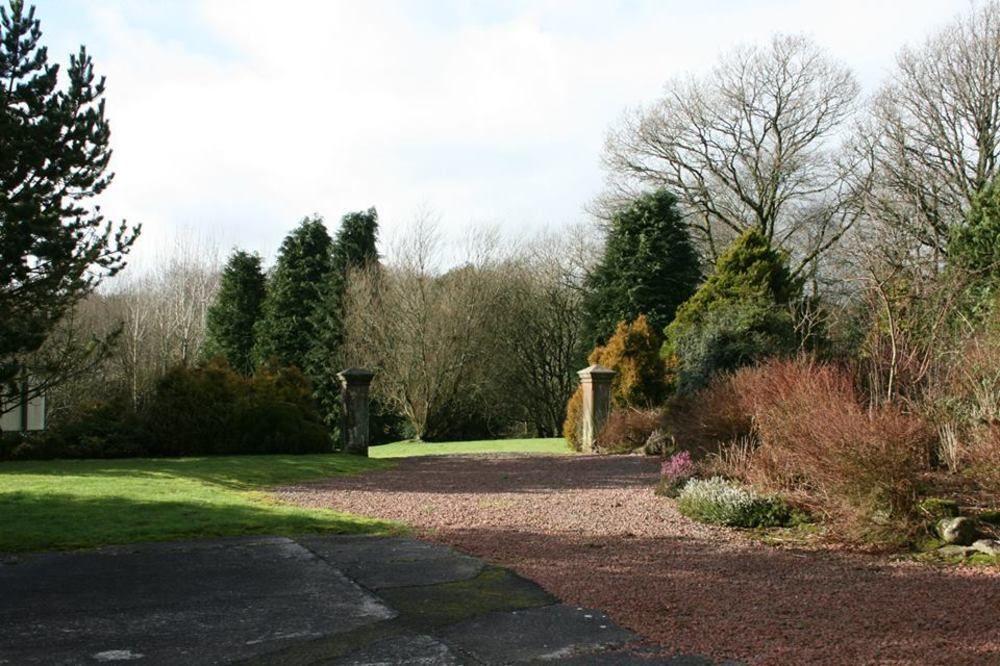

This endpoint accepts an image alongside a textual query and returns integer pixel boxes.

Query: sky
[34,0,972,268]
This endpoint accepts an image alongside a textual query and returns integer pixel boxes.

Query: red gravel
[275,455,1000,665]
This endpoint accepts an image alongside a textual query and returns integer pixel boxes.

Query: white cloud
[40,0,970,268]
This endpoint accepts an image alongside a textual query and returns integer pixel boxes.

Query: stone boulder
[971,539,1000,557]
[936,517,978,546]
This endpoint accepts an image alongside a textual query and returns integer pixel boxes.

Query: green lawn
[369,437,571,458]
[0,454,397,553]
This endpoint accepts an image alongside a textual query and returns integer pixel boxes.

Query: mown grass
[368,438,571,458]
[0,454,397,553]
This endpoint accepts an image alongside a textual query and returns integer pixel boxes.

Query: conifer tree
[664,228,800,392]
[582,189,700,346]
[308,208,380,427]
[1,0,138,386]
[202,250,266,374]
[252,216,331,370]
[948,178,1000,288]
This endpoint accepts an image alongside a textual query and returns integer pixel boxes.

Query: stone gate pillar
[577,364,615,453]
[337,368,374,455]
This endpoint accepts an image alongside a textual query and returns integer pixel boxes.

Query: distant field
[0,454,396,553]
[369,438,571,458]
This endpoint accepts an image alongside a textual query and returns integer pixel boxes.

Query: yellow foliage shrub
[588,314,667,407]
[563,386,584,451]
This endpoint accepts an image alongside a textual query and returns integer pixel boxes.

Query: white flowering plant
[677,476,795,528]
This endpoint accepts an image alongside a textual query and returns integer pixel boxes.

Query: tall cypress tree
[1,0,138,387]
[252,216,331,370]
[202,250,266,375]
[308,208,380,427]
[581,189,701,347]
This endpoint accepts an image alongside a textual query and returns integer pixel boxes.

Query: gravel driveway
[275,455,1000,665]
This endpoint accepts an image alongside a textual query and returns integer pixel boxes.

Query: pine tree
[582,189,701,346]
[0,0,138,385]
[664,228,800,392]
[202,250,266,375]
[252,216,331,370]
[308,208,380,427]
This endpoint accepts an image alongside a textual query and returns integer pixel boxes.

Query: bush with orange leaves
[563,315,668,451]
[588,314,668,408]
[677,358,932,543]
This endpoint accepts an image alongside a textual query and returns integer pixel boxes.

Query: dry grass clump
[594,407,666,454]
[965,425,1000,494]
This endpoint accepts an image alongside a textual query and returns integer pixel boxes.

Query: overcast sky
[37,0,971,267]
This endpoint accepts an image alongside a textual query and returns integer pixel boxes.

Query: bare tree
[496,233,586,435]
[863,1,1000,260]
[83,235,221,408]
[603,34,862,279]
[342,217,511,439]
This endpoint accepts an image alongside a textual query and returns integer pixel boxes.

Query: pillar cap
[577,364,616,380]
[337,367,375,383]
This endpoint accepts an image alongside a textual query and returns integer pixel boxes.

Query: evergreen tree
[252,216,331,370]
[0,0,138,386]
[949,176,1000,312]
[582,189,701,346]
[664,228,800,392]
[202,250,266,374]
[308,208,380,428]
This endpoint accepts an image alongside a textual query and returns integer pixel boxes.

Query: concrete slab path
[0,535,726,665]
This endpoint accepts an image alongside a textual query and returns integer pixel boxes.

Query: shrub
[733,358,931,538]
[1,398,143,460]
[664,372,754,459]
[665,357,932,542]
[656,450,694,497]
[593,407,663,454]
[143,360,248,456]
[677,477,794,528]
[669,298,797,393]
[589,315,668,407]
[145,360,329,456]
[965,424,1000,493]
[3,359,332,460]
[563,387,584,452]
[664,228,799,393]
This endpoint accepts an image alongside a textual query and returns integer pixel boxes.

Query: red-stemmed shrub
[671,357,932,543]
[594,407,665,454]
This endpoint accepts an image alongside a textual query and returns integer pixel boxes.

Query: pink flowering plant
[656,450,695,498]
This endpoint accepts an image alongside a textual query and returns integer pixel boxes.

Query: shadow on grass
[0,491,397,554]
[0,454,390,491]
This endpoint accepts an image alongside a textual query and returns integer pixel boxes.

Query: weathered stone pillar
[337,368,374,455]
[577,364,615,453]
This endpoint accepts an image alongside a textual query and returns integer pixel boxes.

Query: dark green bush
[669,299,797,393]
[663,228,800,393]
[1,399,143,460]
[1,360,332,460]
[145,360,329,456]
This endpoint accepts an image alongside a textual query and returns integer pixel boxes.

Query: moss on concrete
[378,565,556,631]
